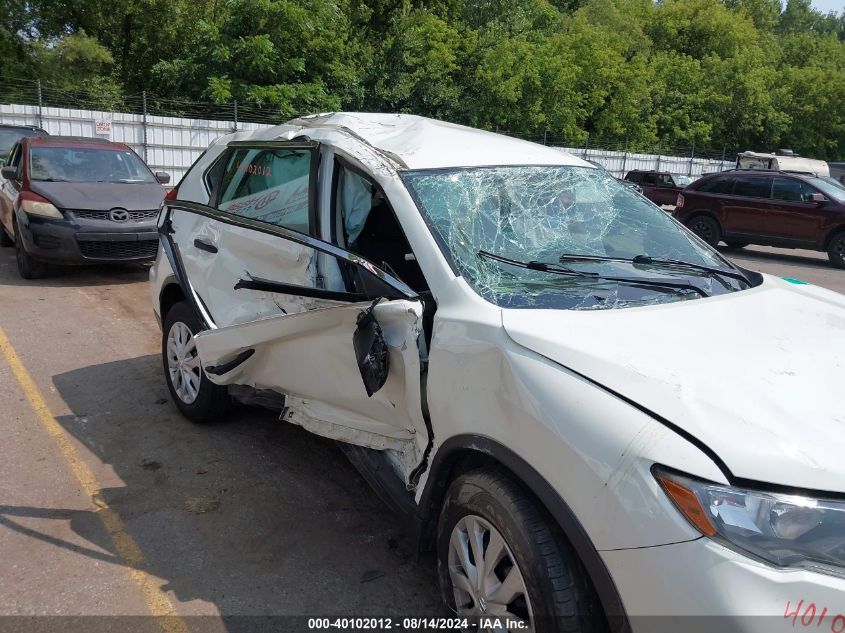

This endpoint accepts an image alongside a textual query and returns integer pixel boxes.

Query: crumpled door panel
[193,299,427,456]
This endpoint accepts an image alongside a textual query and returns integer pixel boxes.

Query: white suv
[150,113,845,632]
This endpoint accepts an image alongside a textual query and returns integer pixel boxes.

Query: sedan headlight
[654,467,845,574]
[21,196,62,218]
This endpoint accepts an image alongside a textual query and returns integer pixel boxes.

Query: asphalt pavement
[0,242,842,631]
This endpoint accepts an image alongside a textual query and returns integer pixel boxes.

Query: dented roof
[255,112,590,171]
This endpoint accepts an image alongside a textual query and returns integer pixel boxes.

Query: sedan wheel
[438,469,602,633]
[166,321,201,404]
[161,300,229,423]
[448,514,533,626]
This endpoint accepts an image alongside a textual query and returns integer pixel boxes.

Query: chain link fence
[1,78,738,181]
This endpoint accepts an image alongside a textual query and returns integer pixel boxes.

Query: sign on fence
[94,120,112,135]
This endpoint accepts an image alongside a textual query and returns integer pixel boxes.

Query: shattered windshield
[403,165,748,310]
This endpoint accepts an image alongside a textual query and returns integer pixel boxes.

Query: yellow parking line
[0,324,190,633]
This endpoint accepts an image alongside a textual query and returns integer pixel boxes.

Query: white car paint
[150,113,845,625]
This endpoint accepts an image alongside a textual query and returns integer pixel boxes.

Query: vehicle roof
[701,169,822,179]
[247,112,590,170]
[25,135,126,149]
[0,124,47,133]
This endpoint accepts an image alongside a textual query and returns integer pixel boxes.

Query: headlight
[654,467,845,575]
[21,197,62,218]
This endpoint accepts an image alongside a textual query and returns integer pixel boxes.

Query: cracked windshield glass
[404,165,749,310]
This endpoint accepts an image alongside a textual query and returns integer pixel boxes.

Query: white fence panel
[559,146,734,179]
[0,103,270,182]
[2,102,736,182]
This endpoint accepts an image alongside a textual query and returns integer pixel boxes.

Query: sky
[811,0,843,13]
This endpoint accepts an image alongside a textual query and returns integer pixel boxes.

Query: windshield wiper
[478,250,709,297]
[558,253,751,287]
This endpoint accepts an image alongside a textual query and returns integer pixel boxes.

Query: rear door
[652,173,678,206]
[722,175,773,237]
[640,173,659,203]
[160,141,429,479]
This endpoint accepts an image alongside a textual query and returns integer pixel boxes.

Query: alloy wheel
[166,321,202,404]
[447,514,534,631]
[690,218,713,242]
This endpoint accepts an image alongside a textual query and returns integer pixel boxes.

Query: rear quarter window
[733,176,772,198]
[694,176,735,194]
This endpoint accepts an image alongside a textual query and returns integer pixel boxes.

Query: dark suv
[674,170,845,268]
[624,170,694,206]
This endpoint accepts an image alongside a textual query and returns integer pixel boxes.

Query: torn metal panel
[193,299,429,477]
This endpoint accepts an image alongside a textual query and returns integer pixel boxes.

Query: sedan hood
[502,277,845,492]
[30,181,165,211]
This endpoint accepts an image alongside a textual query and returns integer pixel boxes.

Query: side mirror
[1,165,17,180]
[353,301,389,397]
[155,172,171,185]
[811,193,827,203]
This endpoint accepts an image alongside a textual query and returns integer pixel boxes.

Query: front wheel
[686,215,721,247]
[162,300,230,423]
[828,232,845,269]
[437,469,602,633]
[15,226,47,279]
[0,225,13,247]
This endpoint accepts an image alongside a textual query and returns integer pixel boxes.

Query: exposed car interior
[334,163,428,293]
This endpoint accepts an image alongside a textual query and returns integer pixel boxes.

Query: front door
[160,141,429,481]
[721,175,773,237]
[766,176,829,246]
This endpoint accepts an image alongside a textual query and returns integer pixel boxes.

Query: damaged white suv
[151,113,845,632]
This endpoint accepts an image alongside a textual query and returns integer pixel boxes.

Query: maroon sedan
[673,169,845,268]
[0,135,169,278]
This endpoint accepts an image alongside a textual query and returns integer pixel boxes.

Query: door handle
[193,238,218,254]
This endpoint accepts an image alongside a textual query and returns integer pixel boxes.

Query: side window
[334,162,428,292]
[658,174,673,186]
[217,146,312,234]
[643,173,659,185]
[626,172,642,183]
[772,177,816,203]
[733,176,772,199]
[696,176,735,194]
[203,151,226,199]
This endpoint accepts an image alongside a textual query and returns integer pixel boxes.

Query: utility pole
[142,91,149,163]
[36,79,43,128]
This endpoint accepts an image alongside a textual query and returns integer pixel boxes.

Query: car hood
[30,181,165,211]
[502,276,845,492]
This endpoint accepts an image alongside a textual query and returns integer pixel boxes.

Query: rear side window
[643,173,659,185]
[695,176,735,194]
[772,177,816,202]
[217,147,312,234]
[626,172,642,183]
[733,176,772,199]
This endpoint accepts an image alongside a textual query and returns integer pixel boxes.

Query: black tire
[828,232,845,269]
[162,300,230,423]
[724,240,750,249]
[686,214,721,247]
[437,468,602,633]
[14,223,48,279]
[0,225,12,247]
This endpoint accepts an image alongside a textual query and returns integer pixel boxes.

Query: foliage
[2,0,845,158]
